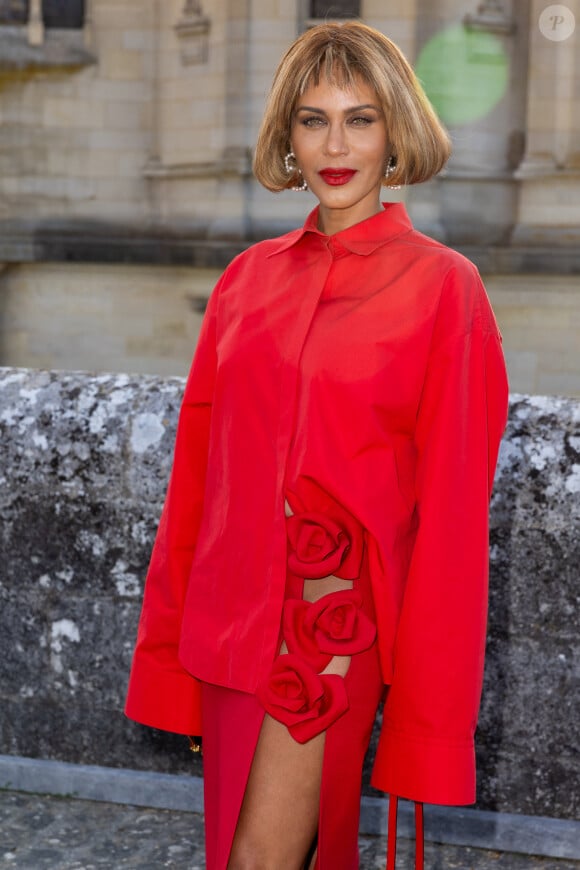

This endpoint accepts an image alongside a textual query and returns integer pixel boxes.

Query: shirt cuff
[125,655,203,736]
[371,724,476,806]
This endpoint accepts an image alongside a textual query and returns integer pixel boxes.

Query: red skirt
[200,559,384,870]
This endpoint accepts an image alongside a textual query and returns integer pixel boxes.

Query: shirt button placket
[263,243,335,669]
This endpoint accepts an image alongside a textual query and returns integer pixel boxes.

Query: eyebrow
[295,103,381,115]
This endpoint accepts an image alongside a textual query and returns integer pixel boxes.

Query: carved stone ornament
[463,0,516,35]
[174,0,210,66]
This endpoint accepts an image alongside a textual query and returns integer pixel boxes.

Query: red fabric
[125,202,509,805]
[201,603,383,870]
[415,801,424,870]
[200,683,265,870]
[286,510,364,579]
[256,653,349,743]
[284,589,376,663]
[387,795,398,870]
[386,798,424,870]
[305,590,373,653]
[283,598,332,671]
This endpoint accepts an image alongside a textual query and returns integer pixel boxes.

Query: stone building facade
[0,0,578,394]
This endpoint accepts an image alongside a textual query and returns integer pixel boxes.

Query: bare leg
[227,574,353,869]
[227,713,324,870]
[229,506,353,868]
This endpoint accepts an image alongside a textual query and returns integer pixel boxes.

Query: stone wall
[0,368,205,779]
[0,368,578,820]
[1,264,579,397]
[0,262,216,377]
[485,275,580,399]
[1,1,579,403]
[1,0,579,246]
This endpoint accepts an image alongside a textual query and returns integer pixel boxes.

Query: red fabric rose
[290,674,348,743]
[305,589,377,655]
[286,511,364,580]
[284,590,377,665]
[282,599,333,671]
[256,653,349,743]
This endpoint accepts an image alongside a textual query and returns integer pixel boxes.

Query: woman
[125,21,508,870]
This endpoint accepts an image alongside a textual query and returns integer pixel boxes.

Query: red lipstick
[319,168,357,186]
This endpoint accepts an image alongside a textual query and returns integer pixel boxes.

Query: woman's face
[290,75,390,235]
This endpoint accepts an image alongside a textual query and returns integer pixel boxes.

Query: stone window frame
[0,0,94,70]
[309,0,361,18]
[302,0,362,28]
[0,0,88,41]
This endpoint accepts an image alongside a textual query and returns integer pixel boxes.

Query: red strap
[415,801,424,870]
[386,795,424,870]
[386,794,398,870]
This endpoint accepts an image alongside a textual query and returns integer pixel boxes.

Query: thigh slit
[202,562,383,869]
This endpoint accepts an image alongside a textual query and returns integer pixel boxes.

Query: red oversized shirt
[125,202,508,805]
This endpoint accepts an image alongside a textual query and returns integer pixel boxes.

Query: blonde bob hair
[253,22,451,191]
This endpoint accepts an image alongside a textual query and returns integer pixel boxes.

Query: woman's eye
[350,116,373,126]
[301,116,325,127]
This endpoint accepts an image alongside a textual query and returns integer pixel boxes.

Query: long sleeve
[372,267,509,805]
[125,282,220,735]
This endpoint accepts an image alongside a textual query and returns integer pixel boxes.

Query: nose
[324,121,348,157]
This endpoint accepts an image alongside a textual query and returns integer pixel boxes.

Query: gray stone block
[1,756,579,860]
[0,370,578,820]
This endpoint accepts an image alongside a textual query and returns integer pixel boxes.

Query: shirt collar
[266,202,413,258]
